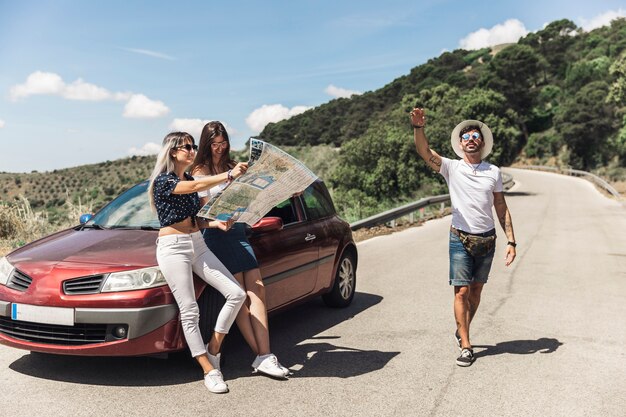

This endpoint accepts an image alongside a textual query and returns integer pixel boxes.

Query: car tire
[323,250,356,308]
[197,285,225,344]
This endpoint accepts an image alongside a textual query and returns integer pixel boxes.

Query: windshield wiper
[76,223,107,231]
[108,225,160,230]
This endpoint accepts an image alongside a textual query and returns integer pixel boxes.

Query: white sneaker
[252,354,288,379]
[207,352,221,371]
[276,358,291,376]
[204,369,228,393]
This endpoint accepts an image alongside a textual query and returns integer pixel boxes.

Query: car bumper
[0,300,184,356]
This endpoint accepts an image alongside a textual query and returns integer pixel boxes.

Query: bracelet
[227,169,233,181]
[412,124,424,129]
[507,241,517,247]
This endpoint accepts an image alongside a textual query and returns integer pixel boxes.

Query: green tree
[520,19,579,79]
[555,81,617,169]
[454,88,523,165]
[608,51,626,105]
[479,44,541,117]
[565,56,611,91]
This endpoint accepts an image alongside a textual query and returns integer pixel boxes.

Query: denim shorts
[449,231,495,286]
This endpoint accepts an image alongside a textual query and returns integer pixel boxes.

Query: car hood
[7,228,158,280]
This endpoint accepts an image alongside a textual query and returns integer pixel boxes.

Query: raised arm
[493,191,516,266]
[173,162,248,194]
[410,108,443,172]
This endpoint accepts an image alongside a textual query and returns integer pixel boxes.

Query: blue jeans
[449,231,495,286]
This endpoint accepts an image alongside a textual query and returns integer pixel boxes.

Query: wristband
[412,124,424,129]
[507,241,517,248]
[227,169,233,181]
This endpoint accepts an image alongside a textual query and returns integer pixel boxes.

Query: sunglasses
[211,141,228,149]
[174,144,198,152]
[461,132,482,141]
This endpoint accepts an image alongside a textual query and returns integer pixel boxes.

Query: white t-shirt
[193,175,229,198]
[439,157,503,234]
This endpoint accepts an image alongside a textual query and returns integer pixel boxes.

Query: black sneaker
[454,330,461,350]
[456,348,475,367]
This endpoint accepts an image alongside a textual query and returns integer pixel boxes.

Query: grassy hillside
[260,18,626,218]
[261,19,626,169]
[0,155,157,224]
[0,144,339,255]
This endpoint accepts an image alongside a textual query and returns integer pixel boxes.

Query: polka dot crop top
[153,172,201,227]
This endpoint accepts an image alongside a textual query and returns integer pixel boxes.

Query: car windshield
[87,181,160,229]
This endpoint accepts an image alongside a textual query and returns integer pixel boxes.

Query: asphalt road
[1,168,625,417]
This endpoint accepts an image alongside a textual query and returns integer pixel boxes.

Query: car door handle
[305,233,316,242]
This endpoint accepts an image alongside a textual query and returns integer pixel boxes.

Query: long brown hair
[190,121,236,175]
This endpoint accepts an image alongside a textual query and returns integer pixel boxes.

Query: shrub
[0,204,24,239]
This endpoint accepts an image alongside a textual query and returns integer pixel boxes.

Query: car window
[302,183,336,220]
[264,198,298,225]
[89,182,160,228]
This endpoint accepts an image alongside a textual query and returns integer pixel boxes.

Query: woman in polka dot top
[148,131,248,394]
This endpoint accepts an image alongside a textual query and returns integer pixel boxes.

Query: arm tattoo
[498,213,506,230]
[505,219,513,236]
[429,155,441,167]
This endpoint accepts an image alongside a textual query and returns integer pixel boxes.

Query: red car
[0,180,357,356]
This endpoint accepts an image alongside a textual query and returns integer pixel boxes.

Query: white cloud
[325,84,362,99]
[123,94,170,119]
[459,19,529,50]
[128,142,161,156]
[63,79,113,101]
[9,72,115,101]
[579,9,626,31]
[9,71,65,100]
[121,47,175,61]
[0,119,5,128]
[9,71,169,119]
[169,118,211,139]
[170,119,210,136]
[169,118,239,142]
[245,104,311,133]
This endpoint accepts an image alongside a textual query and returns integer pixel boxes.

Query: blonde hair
[148,132,195,211]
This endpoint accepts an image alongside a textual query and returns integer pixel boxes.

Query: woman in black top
[191,121,290,378]
[149,132,248,394]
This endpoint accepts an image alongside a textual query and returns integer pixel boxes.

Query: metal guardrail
[350,194,450,231]
[519,165,622,200]
[349,173,514,231]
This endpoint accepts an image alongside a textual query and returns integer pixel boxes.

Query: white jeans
[156,231,246,357]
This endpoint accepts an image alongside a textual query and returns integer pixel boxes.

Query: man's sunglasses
[461,132,482,141]
[174,144,198,152]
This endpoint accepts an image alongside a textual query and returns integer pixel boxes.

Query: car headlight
[101,266,167,292]
[0,257,15,286]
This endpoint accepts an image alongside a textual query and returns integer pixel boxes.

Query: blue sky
[0,0,624,173]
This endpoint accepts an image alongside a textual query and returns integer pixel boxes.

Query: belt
[450,226,495,237]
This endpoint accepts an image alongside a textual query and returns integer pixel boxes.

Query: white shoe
[204,369,228,393]
[207,351,221,371]
[276,358,291,376]
[252,354,288,379]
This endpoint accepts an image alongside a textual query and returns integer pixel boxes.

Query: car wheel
[197,285,225,344]
[323,251,356,308]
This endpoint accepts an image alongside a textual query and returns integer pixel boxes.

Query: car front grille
[0,317,109,345]
[63,275,106,294]
[7,270,33,292]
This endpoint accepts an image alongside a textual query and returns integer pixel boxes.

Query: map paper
[196,139,318,225]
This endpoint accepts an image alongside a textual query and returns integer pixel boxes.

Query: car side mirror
[251,216,283,233]
[79,213,93,224]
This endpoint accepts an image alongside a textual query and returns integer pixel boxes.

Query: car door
[249,197,319,311]
[300,182,341,290]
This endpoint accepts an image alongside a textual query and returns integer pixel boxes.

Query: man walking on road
[410,107,517,367]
